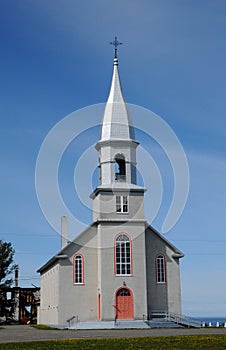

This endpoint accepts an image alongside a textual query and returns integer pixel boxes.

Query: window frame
[116,195,128,213]
[73,254,84,285]
[155,254,166,284]
[114,233,132,276]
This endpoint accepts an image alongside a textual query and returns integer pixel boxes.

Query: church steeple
[96,52,139,187]
[99,57,135,141]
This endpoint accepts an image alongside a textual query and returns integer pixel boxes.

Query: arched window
[116,288,131,296]
[115,154,126,181]
[115,234,132,275]
[156,254,166,283]
[73,254,84,284]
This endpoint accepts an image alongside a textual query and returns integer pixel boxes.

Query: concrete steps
[147,319,182,328]
[70,321,115,329]
[69,319,182,329]
[115,320,150,329]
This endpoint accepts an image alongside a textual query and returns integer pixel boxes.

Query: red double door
[115,288,134,319]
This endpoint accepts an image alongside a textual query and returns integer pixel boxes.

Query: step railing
[150,311,202,328]
[66,315,79,328]
[167,313,202,328]
[143,314,148,322]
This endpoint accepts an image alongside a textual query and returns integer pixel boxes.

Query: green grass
[0,335,226,350]
[32,324,60,330]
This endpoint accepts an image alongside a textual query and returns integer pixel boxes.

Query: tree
[0,240,16,289]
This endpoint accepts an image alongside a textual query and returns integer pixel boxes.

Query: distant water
[195,317,226,326]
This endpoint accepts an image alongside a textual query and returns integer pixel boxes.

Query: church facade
[37,54,184,328]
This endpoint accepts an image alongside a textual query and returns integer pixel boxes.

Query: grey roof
[100,58,135,141]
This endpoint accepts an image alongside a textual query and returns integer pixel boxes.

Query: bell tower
[91,45,146,223]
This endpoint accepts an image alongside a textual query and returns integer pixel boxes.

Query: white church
[37,45,184,328]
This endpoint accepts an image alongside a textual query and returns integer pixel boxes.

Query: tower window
[116,196,128,213]
[115,234,132,275]
[156,254,166,283]
[115,154,126,181]
[73,254,84,284]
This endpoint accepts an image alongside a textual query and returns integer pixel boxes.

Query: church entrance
[115,287,134,319]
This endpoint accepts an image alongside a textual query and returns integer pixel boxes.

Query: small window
[73,254,84,284]
[115,234,132,275]
[116,196,128,213]
[156,254,166,283]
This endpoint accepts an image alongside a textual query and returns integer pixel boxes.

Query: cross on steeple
[110,36,122,58]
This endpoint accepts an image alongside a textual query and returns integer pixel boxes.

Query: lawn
[0,335,226,350]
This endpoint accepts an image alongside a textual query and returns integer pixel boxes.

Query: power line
[173,239,226,242]
[0,233,57,237]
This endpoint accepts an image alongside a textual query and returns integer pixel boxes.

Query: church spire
[99,38,135,142]
[96,46,139,186]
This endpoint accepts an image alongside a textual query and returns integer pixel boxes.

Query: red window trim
[73,253,85,285]
[114,286,133,299]
[155,254,166,283]
[114,232,133,276]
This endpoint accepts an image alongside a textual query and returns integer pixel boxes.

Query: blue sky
[1,0,226,317]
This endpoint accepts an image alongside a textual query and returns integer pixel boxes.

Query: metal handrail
[167,313,202,327]
[150,311,202,328]
[66,315,79,327]
[143,314,148,321]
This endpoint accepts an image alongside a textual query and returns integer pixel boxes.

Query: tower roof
[99,58,135,141]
